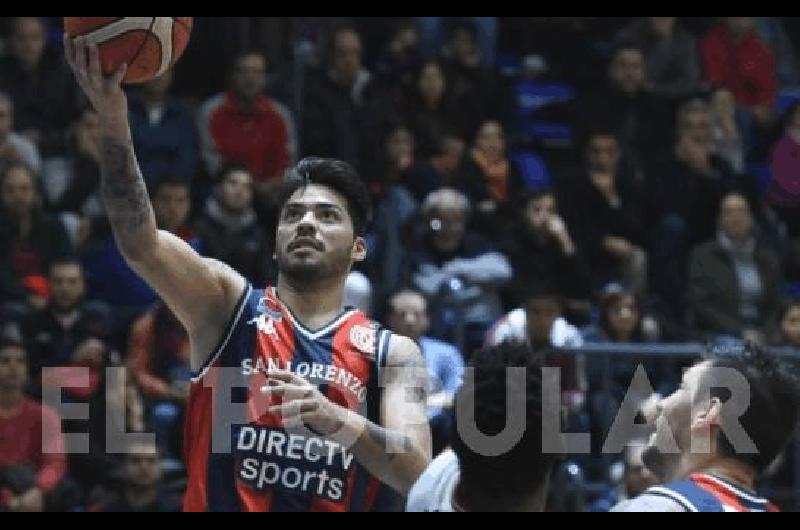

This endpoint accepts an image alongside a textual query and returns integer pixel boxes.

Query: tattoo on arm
[363,422,415,460]
[99,136,155,242]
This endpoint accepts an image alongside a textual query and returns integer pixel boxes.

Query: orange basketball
[63,17,192,85]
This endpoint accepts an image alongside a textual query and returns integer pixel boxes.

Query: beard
[276,247,351,286]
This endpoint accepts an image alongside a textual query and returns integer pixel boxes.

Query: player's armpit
[128,230,247,371]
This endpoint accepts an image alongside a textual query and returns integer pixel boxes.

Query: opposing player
[613,343,800,512]
[64,38,431,512]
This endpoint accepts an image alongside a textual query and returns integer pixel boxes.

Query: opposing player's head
[274,158,372,285]
[643,343,800,482]
[451,342,559,511]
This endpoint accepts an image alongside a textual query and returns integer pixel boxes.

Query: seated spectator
[689,192,784,342]
[302,24,375,169]
[576,43,671,176]
[709,87,746,175]
[82,176,199,315]
[0,163,72,316]
[410,188,512,354]
[440,20,508,136]
[486,287,585,395]
[500,190,592,311]
[129,69,198,190]
[42,108,101,217]
[0,336,68,512]
[766,102,800,237]
[21,258,113,401]
[199,50,294,216]
[701,17,777,128]
[406,341,558,512]
[416,17,498,66]
[127,303,190,459]
[645,100,741,321]
[459,120,523,231]
[583,286,661,344]
[564,130,648,296]
[0,17,83,155]
[372,18,423,98]
[582,286,673,448]
[386,290,464,456]
[0,92,41,174]
[193,166,271,286]
[404,132,465,202]
[87,439,181,512]
[362,122,420,307]
[615,17,703,100]
[403,60,467,155]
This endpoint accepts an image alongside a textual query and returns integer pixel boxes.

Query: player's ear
[691,397,723,431]
[352,236,367,263]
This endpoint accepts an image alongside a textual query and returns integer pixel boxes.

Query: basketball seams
[71,17,155,44]
[126,17,159,80]
[149,17,174,77]
[66,16,191,84]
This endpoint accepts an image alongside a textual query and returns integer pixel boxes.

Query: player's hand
[63,35,128,120]
[261,369,350,436]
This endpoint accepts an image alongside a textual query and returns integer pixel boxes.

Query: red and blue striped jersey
[645,473,780,512]
[182,285,400,512]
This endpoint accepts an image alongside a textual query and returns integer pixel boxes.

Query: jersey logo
[248,314,279,339]
[257,296,284,321]
[350,324,377,358]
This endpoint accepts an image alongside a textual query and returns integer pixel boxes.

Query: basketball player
[64,39,431,512]
[407,342,559,512]
[613,343,800,512]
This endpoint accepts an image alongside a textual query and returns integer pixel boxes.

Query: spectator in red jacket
[0,336,67,512]
[701,17,777,127]
[198,50,295,209]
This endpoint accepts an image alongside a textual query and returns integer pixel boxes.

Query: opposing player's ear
[691,397,723,431]
[352,236,367,263]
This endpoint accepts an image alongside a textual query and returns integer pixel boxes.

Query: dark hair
[276,157,373,237]
[215,163,252,183]
[232,49,267,70]
[610,41,646,63]
[0,334,24,353]
[445,19,478,43]
[703,342,800,475]
[450,342,560,510]
[521,283,565,308]
[152,174,190,197]
[325,23,361,61]
[599,290,643,341]
[580,127,621,155]
[48,256,83,275]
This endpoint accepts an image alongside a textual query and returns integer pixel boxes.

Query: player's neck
[694,458,757,492]
[276,275,346,331]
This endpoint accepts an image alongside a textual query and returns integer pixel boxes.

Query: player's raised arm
[64,37,245,370]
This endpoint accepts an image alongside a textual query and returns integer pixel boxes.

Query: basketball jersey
[644,473,779,512]
[182,284,401,512]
